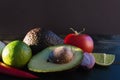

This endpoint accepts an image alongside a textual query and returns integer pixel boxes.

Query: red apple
[64,28,94,53]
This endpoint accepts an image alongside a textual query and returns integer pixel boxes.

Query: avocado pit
[48,46,74,64]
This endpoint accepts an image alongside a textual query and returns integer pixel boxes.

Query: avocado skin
[23,27,43,54]
[23,26,63,54]
[42,30,64,46]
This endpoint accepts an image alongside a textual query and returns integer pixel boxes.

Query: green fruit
[93,53,115,66]
[2,40,32,68]
[23,26,63,54]
[28,45,83,73]
[0,41,6,58]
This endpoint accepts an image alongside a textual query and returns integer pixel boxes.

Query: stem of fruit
[70,28,79,35]
[79,28,85,34]
[70,28,85,35]
[0,62,39,79]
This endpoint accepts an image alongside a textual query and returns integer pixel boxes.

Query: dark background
[0,0,120,35]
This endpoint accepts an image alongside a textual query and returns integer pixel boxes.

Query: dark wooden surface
[0,34,120,80]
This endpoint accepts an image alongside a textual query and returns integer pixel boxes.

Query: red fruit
[64,28,94,53]
[0,62,39,79]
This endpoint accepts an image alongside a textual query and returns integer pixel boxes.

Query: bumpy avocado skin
[23,27,43,54]
[23,26,63,54]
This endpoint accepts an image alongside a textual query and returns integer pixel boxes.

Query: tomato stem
[70,28,85,35]
[79,28,85,34]
[70,28,79,35]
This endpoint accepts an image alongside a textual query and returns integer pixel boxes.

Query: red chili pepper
[0,62,39,79]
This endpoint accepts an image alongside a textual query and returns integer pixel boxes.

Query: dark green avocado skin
[42,30,64,46]
[23,26,63,54]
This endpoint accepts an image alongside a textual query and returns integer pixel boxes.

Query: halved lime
[93,53,115,66]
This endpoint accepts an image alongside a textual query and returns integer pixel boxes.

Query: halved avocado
[28,45,83,73]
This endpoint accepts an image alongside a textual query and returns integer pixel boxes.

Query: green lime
[93,53,115,66]
[2,40,32,68]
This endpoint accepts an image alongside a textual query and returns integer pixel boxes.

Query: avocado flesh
[28,45,83,73]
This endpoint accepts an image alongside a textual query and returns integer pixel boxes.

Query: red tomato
[64,31,94,53]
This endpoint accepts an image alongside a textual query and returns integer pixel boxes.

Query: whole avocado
[23,25,64,54]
